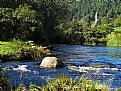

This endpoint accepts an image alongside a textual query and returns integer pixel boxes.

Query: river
[0,44,121,90]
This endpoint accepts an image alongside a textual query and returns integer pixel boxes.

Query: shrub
[15,75,121,91]
[40,75,109,91]
[106,27,121,47]
[0,39,49,61]
[106,33,121,47]
[115,33,121,46]
[21,45,50,60]
[107,39,118,47]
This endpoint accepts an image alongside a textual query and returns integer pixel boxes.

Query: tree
[113,14,121,27]
[0,8,14,40]
[30,0,71,44]
[13,4,37,40]
[0,4,37,41]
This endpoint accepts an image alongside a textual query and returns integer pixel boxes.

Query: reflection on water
[0,44,121,90]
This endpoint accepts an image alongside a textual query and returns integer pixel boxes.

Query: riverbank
[0,39,50,61]
[1,67,116,91]
[16,75,111,91]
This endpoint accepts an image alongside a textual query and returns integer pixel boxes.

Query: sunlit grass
[114,27,121,32]
[15,75,111,91]
[0,39,49,61]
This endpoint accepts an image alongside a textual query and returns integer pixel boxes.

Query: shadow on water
[0,44,121,90]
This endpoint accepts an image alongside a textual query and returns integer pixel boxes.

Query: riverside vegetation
[0,0,121,60]
[0,39,50,61]
[0,0,121,46]
[15,75,121,91]
[0,0,121,91]
[15,75,109,91]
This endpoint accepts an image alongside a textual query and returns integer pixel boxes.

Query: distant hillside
[71,0,121,26]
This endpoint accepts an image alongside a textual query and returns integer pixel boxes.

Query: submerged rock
[90,64,110,68]
[82,61,117,68]
[40,57,65,68]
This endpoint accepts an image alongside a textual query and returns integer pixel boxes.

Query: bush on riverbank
[106,27,121,47]
[15,75,110,91]
[40,75,109,91]
[0,39,50,61]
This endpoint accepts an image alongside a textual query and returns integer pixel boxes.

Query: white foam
[68,66,88,73]
[110,68,119,71]
[68,66,120,73]
[13,65,31,72]
[33,70,39,74]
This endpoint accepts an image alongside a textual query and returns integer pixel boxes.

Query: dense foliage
[1,1,121,90]
[0,39,49,61]
[15,75,110,91]
[0,0,121,46]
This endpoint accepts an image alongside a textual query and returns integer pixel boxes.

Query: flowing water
[0,44,121,90]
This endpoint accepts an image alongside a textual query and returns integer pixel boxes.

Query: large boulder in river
[40,57,65,68]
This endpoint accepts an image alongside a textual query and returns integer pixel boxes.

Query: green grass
[16,75,121,91]
[15,75,111,91]
[0,39,49,61]
[114,27,121,32]
[40,75,110,91]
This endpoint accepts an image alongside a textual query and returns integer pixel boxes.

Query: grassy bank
[0,39,50,61]
[15,75,121,91]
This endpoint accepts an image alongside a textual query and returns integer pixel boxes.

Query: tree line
[0,0,121,46]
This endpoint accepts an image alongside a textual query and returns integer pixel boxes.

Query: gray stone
[40,57,65,68]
